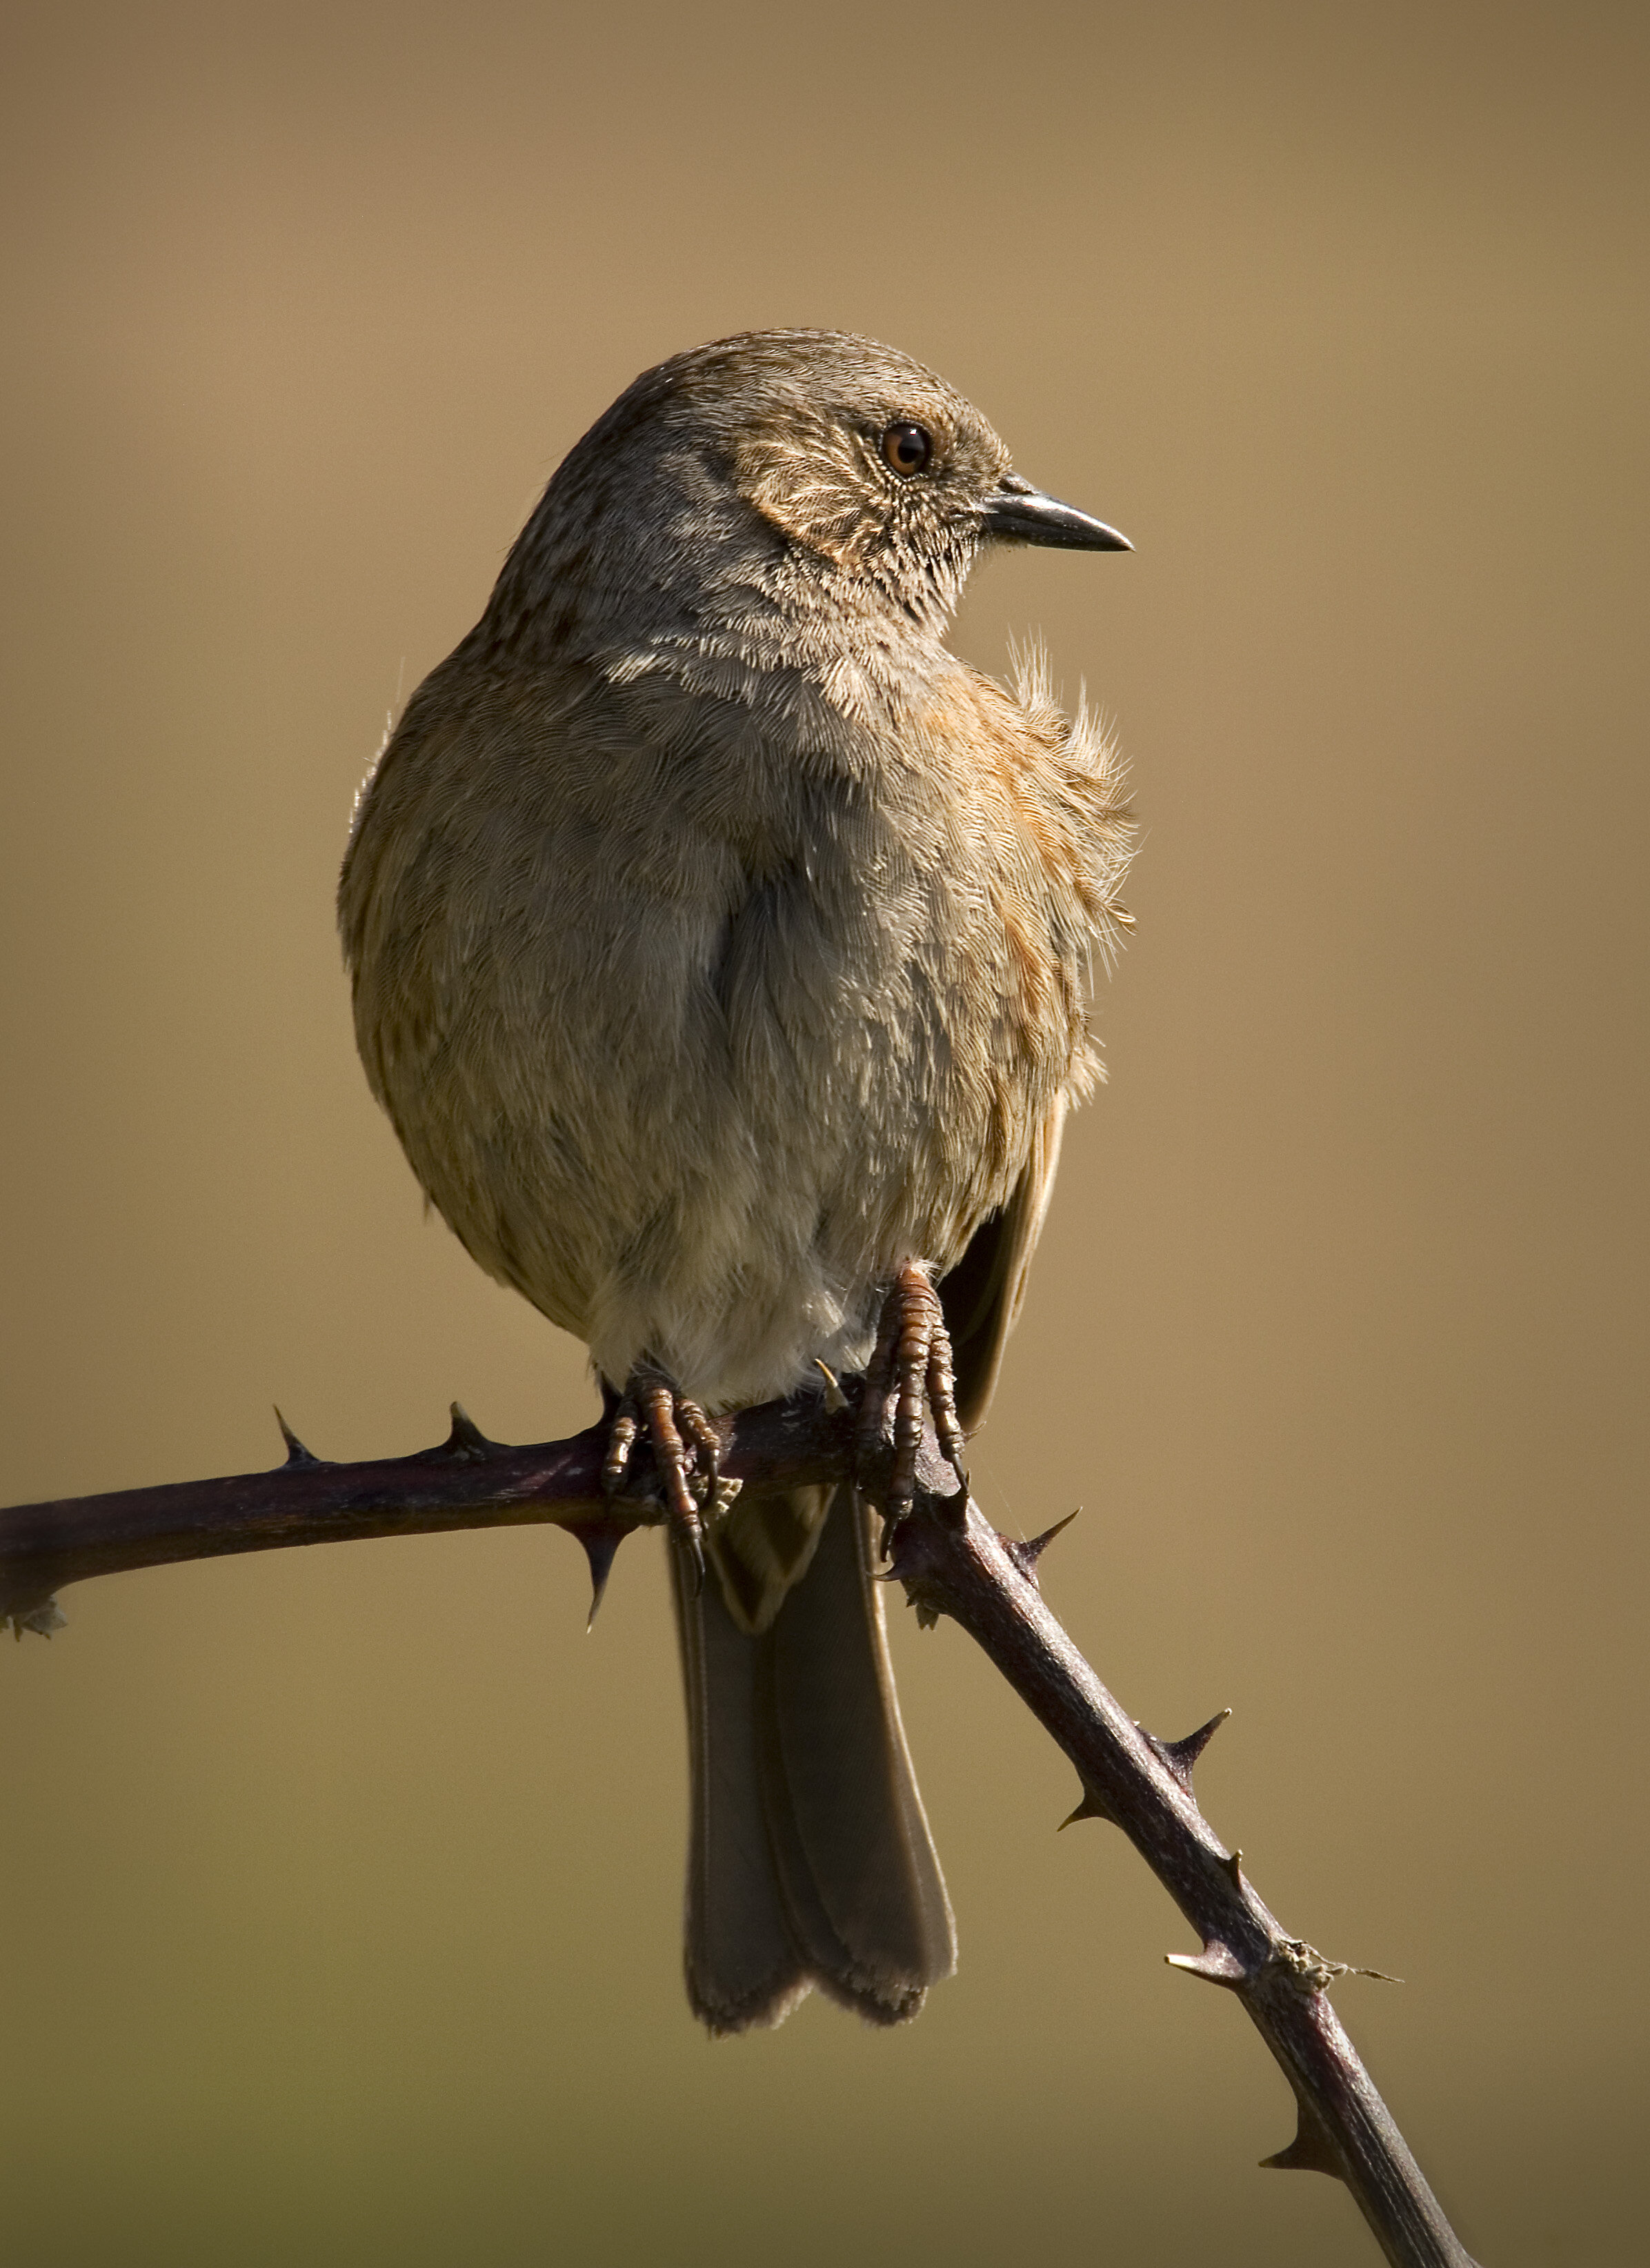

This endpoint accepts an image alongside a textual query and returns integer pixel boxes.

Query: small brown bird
[339,331,1133,2033]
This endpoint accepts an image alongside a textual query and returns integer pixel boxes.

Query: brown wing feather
[937,1095,1068,1433]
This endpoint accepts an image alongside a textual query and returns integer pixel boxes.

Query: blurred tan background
[1,3,1644,2261]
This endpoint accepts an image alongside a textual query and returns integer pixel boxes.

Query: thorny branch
[1,1393,1479,2268]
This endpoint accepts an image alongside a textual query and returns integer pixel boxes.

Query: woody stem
[888,1462,1478,2268]
[0,1392,1477,2265]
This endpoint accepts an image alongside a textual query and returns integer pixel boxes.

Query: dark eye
[880,421,933,477]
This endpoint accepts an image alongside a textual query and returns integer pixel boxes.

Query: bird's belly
[381,850,1051,1410]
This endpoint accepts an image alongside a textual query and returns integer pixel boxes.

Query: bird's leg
[858,1262,969,1547]
[602,1366,724,1587]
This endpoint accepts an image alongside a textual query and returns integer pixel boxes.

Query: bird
[338,330,1134,2034]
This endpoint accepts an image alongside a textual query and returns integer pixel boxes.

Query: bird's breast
[344,652,1095,1403]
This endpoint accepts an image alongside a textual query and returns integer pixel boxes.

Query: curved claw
[677,1524,706,1598]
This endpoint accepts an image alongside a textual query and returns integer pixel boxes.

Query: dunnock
[339,331,1133,2032]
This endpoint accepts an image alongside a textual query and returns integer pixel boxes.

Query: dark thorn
[1022,1508,1079,1562]
[570,1518,627,1629]
[1261,2104,1344,2180]
[1142,1707,1231,1790]
[914,1602,941,1631]
[1165,1940,1248,1989]
[1222,1847,1245,1889]
[1170,1706,1232,1775]
[1058,1785,1115,1829]
[274,1407,323,1467]
[444,1401,495,1460]
[1001,1509,1079,1586]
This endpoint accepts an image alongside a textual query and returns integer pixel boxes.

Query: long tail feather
[672,1484,955,2033]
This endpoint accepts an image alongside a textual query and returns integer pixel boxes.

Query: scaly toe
[675,1398,724,1496]
[602,1370,719,1584]
[858,1261,971,1535]
[602,1400,640,1494]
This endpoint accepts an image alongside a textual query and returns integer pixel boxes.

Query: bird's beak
[980,474,1131,552]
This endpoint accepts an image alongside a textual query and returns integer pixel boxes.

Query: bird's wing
[937,1093,1069,1435]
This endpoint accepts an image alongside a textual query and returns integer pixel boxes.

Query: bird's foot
[857,1262,970,1548]
[602,1369,728,1588]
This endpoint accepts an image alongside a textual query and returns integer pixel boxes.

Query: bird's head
[489,330,1129,662]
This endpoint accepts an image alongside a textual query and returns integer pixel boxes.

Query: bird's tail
[670,1482,956,2033]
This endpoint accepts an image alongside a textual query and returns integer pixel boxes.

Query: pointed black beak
[980,473,1132,552]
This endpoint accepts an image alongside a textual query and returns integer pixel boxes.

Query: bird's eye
[880,421,933,477]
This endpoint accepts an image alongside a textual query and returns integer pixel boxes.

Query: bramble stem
[1,1395,1478,2265]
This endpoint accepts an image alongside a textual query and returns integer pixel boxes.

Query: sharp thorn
[1222,1847,1244,1889]
[573,1520,626,1629]
[1141,1707,1231,1790]
[1261,2105,1343,2179]
[1170,1707,1231,1774]
[1165,1940,1247,1989]
[1023,1509,1080,1561]
[1058,1785,1115,1830]
[444,1401,495,1459]
[274,1406,323,1466]
[1001,1509,1080,1586]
